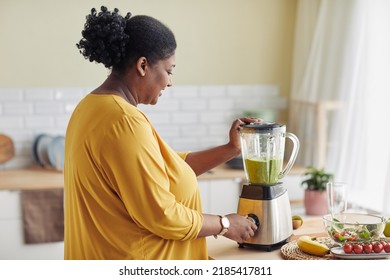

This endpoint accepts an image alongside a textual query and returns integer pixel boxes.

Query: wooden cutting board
[0,134,15,164]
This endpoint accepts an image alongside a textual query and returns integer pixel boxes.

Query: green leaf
[359,230,371,240]
[338,235,347,242]
[301,166,334,191]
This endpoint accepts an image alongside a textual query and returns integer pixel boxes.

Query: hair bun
[76,6,130,68]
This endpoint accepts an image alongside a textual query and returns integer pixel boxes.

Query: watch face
[221,216,230,228]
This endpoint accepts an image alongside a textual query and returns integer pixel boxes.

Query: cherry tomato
[363,243,373,253]
[353,243,363,254]
[384,243,390,253]
[343,243,353,254]
[347,236,358,242]
[373,242,384,253]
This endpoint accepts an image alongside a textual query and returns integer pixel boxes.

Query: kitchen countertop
[207,216,327,260]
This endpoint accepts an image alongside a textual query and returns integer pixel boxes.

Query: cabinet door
[198,179,242,215]
[0,190,21,220]
[0,190,64,260]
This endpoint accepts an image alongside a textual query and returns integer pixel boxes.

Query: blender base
[237,237,290,252]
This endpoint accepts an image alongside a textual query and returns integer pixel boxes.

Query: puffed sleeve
[98,114,202,240]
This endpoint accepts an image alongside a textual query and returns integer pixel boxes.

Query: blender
[237,122,300,251]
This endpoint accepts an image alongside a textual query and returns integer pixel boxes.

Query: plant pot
[304,189,328,216]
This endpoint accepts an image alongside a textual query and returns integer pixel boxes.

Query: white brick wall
[0,85,285,170]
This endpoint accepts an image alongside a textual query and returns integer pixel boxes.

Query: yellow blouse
[64,94,206,259]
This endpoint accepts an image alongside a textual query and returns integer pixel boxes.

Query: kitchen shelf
[0,165,63,191]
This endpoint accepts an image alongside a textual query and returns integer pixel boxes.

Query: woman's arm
[185,143,240,176]
[185,117,259,176]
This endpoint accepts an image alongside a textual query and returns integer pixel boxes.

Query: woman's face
[141,54,176,105]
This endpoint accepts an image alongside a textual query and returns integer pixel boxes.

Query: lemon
[292,215,303,229]
[384,219,390,237]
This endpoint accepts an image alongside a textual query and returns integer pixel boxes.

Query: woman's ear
[136,57,148,77]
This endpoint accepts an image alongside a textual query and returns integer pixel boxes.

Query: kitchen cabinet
[0,190,64,260]
[0,168,64,260]
[198,179,242,214]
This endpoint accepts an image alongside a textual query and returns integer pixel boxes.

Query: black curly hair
[77,6,177,71]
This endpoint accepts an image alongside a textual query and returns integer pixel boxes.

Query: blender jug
[239,122,300,185]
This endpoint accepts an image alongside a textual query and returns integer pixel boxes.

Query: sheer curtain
[288,0,390,213]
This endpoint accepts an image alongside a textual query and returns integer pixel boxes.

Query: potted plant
[301,166,334,215]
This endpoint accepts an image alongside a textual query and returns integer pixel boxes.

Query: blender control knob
[247,213,260,229]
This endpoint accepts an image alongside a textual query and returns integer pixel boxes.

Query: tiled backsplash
[0,85,286,170]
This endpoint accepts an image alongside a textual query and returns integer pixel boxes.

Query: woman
[64,6,257,260]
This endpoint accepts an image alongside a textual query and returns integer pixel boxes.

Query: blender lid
[240,122,284,132]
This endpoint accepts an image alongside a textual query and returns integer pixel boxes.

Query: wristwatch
[213,215,230,239]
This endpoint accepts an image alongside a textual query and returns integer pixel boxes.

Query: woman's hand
[227,117,261,155]
[223,213,258,243]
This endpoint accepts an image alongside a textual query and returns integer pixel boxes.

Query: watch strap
[213,215,229,239]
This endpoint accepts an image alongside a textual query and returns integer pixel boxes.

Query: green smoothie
[244,158,282,184]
